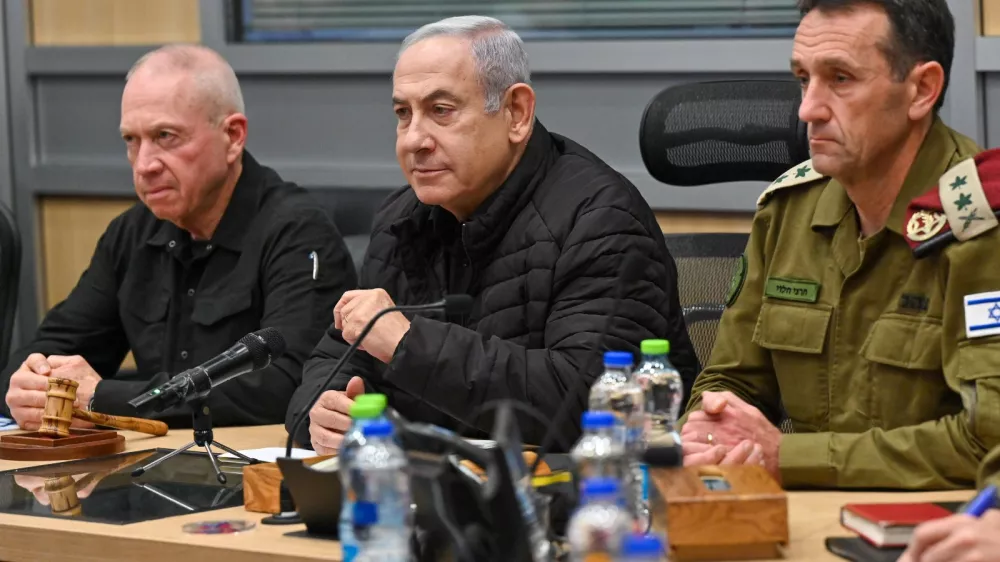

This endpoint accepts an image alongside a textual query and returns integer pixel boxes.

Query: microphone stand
[131,395,257,484]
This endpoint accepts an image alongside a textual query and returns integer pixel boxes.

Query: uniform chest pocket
[752,301,832,354]
[861,314,951,428]
[190,288,255,327]
[860,314,942,370]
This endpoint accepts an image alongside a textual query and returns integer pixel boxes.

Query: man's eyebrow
[423,89,460,103]
[790,55,859,72]
[393,90,461,105]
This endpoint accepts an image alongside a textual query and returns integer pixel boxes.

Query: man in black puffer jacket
[286,15,698,453]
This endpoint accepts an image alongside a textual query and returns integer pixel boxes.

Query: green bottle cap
[349,401,383,419]
[641,339,670,355]
[356,393,387,412]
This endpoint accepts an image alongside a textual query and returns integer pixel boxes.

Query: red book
[840,502,958,548]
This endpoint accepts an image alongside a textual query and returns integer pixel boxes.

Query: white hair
[126,44,245,124]
[399,16,531,114]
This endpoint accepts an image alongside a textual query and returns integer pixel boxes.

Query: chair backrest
[639,79,808,186]
[0,201,21,370]
[663,233,748,369]
[306,187,396,276]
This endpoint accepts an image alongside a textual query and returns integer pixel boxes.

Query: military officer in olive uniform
[680,0,1000,490]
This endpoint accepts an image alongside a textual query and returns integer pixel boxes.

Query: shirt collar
[811,117,957,235]
[147,151,264,251]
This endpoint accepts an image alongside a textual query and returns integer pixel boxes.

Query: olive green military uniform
[980,446,1000,488]
[685,117,1000,490]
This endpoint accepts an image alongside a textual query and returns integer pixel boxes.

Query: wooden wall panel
[984,0,999,35]
[656,211,753,233]
[31,0,200,46]
[39,197,137,369]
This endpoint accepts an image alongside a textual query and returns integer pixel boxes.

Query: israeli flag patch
[964,290,1000,338]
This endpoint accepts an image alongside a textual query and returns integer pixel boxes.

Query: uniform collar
[811,117,956,235]
[147,151,264,251]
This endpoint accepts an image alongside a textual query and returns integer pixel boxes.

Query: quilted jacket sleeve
[381,204,687,449]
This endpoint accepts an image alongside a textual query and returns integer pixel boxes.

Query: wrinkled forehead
[120,71,209,129]
[791,6,890,68]
[392,36,479,100]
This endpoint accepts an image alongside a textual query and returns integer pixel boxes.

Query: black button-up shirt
[0,151,358,427]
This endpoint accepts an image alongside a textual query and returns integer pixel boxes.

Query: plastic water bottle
[338,395,388,562]
[566,478,632,561]
[634,340,683,443]
[620,534,666,561]
[352,420,412,562]
[587,351,645,527]
[571,411,627,483]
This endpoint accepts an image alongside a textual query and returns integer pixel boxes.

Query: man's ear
[506,83,536,144]
[222,113,248,164]
[907,61,945,121]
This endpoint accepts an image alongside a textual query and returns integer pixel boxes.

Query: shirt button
[168,240,176,249]
[180,350,189,360]
[187,288,195,297]
[206,244,213,251]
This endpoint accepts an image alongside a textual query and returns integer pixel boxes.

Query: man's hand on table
[309,376,366,455]
[48,355,102,411]
[680,391,781,481]
[5,353,98,430]
[900,509,1000,562]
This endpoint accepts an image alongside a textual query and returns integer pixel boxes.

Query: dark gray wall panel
[37,78,124,165]
[32,72,784,210]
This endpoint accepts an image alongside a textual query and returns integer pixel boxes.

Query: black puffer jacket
[287,121,698,449]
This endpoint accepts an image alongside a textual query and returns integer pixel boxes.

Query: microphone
[128,327,286,415]
[284,294,474,458]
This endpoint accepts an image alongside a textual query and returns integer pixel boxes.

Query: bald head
[126,44,245,124]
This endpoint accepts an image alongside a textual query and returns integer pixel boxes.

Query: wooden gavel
[39,377,168,438]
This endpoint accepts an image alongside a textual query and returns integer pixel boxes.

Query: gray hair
[126,44,246,123]
[399,16,531,114]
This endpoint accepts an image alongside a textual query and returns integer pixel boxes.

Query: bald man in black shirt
[1,45,356,429]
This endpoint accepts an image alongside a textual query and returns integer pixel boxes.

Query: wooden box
[649,465,788,561]
[242,455,334,514]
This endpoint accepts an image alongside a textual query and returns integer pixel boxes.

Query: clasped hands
[6,354,101,431]
[680,390,782,482]
[308,289,410,455]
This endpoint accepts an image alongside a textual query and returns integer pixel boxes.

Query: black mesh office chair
[0,201,21,370]
[640,79,807,432]
[661,233,749,368]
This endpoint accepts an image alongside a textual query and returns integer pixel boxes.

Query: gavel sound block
[649,464,789,561]
[0,377,169,461]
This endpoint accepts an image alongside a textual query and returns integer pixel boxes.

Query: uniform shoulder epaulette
[756,159,828,209]
[906,150,1000,257]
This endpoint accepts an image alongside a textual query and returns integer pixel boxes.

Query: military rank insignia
[905,151,1000,257]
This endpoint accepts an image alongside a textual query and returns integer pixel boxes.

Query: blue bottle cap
[621,534,664,556]
[361,421,393,438]
[581,477,620,498]
[582,411,616,429]
[603,351,633,368]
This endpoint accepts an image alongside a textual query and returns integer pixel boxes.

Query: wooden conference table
[0,425,973,562]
